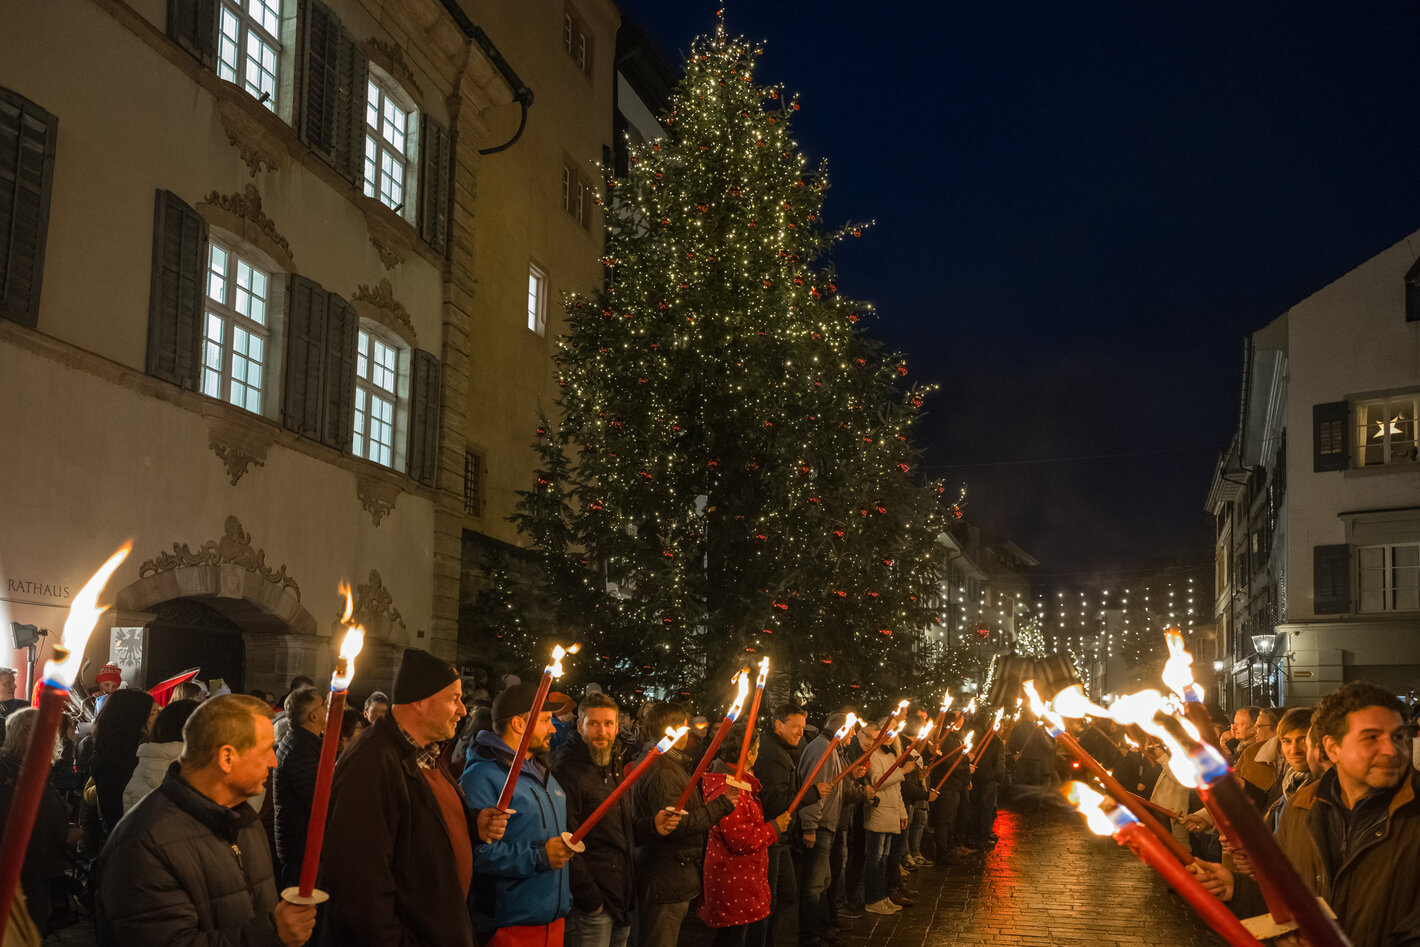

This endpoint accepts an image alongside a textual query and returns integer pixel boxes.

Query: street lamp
[1251,633,1280,705]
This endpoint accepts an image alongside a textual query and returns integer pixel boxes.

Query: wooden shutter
[1313,544,1351,615]
[301,0,366,184]
[145,190,206,387]
[407,348,441,486]
[0,88,59,329]
[322,294,358,451]
[168,0,217,68]
[1312,402,1350,472]
[283,274,328,438]
[419,115,450,253]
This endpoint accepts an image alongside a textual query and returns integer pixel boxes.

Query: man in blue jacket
[461,681,577,945]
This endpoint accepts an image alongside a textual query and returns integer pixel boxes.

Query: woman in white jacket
[863,723,912,915]
[120,699,200,815]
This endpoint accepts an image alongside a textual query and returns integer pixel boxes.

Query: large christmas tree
[513,21,951,709]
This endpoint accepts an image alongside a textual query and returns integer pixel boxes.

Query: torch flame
[834,712,858,740]
[49,544,130,689]
[1161,628,1204,703]
[964,698,977,717]
[338,582,354,624]
[963,730,976,754]
[915,720,935,744]
[991,707,1004,731]
[1105,689,1207,787]
[1064,781,1116,837]
[1052,684,1109,719]
[939,690,953,713]
[332,624,366,691]
[727,670,751,720]
[549,643,582,678]
[754,656,770,687]
[655,724,690,753]
[1022,680,1066,737]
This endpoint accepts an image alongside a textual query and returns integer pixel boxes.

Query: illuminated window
[202,239,273,415]
[354,325,402,468]
[365,73,417,220]
[1356,395,1418,467]
[527,263,547,335]
[216,0,283,110]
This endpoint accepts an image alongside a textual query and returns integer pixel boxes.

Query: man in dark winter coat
[551,691,681,947]
[1201,682,1420,947]
[272,685,324,889]
[320,648,507,947]
[758,703,806,945]
[632,701,739,947]
[94,694,315,947]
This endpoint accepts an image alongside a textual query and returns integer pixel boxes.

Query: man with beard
[552,691,682,947]
[461,681,578,945]
[1200,683,1420,947]
[320,648,508,947]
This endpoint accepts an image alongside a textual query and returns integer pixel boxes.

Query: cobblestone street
[679,799,1223,947]
[835,803,1222,947]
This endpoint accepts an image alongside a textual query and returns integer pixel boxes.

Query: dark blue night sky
[612,1,1420,575]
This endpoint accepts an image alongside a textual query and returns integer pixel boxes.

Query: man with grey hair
[95,693,315,946]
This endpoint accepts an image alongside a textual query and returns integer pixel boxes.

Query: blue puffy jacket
[459,731,572,938]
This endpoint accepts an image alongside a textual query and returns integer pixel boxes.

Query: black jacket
[632,743,733,904]
[94,763,282,946]
[273,723,322,888]
[550,735,658,925]
[0,756,69,934]
[756,729,801,824]
[319,715,478,947]
[939,731,971,792]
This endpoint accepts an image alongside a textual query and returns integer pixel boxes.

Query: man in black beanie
[319,648,508,947]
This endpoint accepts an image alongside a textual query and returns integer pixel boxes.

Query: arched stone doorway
[97,517,321,697]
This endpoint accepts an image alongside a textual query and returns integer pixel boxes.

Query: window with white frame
[202,239,273,415]
[562,8,590,74]
[354,325,402,468]
[1358,543,1420,612]
[1356,394,1418,467]
[527,263,547,335]
[216,0,283,111]
[561,163,591,227]
[364,73,417,219]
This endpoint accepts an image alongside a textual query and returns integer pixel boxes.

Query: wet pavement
[832,803,1222,947]
[682,797,1222,947]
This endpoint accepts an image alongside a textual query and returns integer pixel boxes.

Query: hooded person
[319,648,508,947]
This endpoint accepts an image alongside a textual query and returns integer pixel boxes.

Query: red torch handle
[785,735,841,817]
[570,748,662,845]
[1201,776,1351,947]
[872,739,918,790]
[675,716,734,811]
[1197,785,1291,923]
[971,728,998,766]
[297,688,347,897]
[1116,823,1266,947]
[824,728,892,794]
[734,684,765,781]
[1056,729,1193,865]
[497,671,553,811]
[0,683,65,925]
[926,743,966,774]
[933,747,970,792]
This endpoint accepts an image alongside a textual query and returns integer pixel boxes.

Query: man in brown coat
[1206,682,1420,947]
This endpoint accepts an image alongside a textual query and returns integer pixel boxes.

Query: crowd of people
[1,658,1418,947]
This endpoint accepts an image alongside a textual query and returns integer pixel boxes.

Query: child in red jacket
[698,726,792,947]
